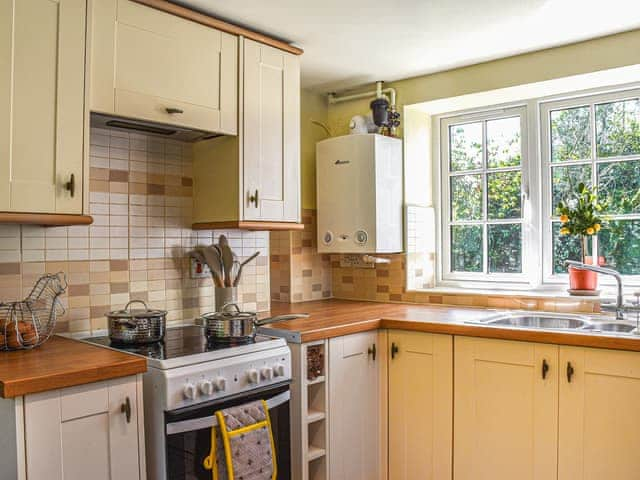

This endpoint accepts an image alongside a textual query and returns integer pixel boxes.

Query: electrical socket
[190,257,211,279]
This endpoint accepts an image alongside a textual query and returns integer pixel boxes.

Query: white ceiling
[177,0,640,92]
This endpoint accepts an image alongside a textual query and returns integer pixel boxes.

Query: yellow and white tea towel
[203,400,277,480]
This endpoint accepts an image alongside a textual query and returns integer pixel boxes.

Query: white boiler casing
[316,134,403,253]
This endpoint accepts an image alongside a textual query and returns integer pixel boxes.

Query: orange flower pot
[568,267,598,291]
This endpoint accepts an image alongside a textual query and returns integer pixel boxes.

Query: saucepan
[201,303,308,342]
[106,300,167,344]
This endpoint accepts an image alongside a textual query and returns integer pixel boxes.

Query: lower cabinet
[328,331,382,480]
[315,331,640,480]
[454,336,558,480]
[388,330,453,480]
[23,375,145,480]
[559,346,640,480]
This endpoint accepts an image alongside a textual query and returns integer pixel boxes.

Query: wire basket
[0,272,67,351]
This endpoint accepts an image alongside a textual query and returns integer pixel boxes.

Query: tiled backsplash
[0,128,269,336]
[270,209,331,303]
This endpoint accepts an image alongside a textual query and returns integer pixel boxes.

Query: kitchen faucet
[565,260,625,320]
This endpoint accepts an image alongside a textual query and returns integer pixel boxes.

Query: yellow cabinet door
[90,0,237,135]
[0,0,85,213]
[559,346,640,480]
[388,330,452,480]
[454,337,558,480]
[243,39,300,222]
[329,331,383,480]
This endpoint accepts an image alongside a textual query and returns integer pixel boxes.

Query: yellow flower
[586,227,595,235]
[594,223,601,232]
[560,227,570,235]
[560,214,569,223]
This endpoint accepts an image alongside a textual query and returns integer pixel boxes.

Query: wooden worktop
[0,336,146,398]
[263,299,640,351]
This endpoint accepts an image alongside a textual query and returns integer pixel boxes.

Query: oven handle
[166,390,290,436]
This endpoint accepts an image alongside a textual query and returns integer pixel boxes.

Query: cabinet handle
[566,362,575,383]
[64,173,75,197]
[249,189,259,207]
[121,396,132,424]
[165,107,184,114]
[391,342,399,359]
[542,359,549,379]
[367,343,376,361]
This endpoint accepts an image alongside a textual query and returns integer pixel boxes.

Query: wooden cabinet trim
[0,213,93,226]
[192,220,304,231]
[130,0,303,55]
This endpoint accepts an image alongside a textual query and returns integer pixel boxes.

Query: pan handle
[254,314,309,327]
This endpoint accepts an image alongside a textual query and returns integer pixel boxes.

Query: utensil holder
[215,287,238,312]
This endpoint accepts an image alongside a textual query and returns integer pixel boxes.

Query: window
[541,89,640,279]
[440,107,528,282]
[435,86,640,290]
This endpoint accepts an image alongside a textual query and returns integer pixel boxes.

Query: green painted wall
[300,89,329,209]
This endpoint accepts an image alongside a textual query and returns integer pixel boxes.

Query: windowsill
[408,285,629,302]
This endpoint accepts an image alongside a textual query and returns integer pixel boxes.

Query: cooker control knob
[247,368,260,384]
[261,367,274,381]
[183,383,197,400]
[213,377,227,392]
[273,364,286,377]
[199,380,214,396]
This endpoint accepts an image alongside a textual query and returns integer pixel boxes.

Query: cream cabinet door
[24,376,144,480]
[90,0,237,134]
[388,330,452,480]
[0,0,85,213]
[559,346,640,480]
[454,337,558,480]
[243,39,300,222]
[328,331,382,480]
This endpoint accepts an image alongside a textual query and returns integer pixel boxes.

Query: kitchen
[2,0,640,479]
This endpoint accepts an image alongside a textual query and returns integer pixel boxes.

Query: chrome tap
[565,260,625,320]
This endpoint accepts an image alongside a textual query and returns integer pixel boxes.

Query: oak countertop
[261,299,640,351]
[0,336,147,398]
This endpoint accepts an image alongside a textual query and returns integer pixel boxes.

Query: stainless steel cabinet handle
[165,107,184,114]
[249,189,259,207]
[64,173,75,197]
[121,396,132,423]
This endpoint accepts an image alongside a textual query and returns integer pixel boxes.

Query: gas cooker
[83,325,291,411]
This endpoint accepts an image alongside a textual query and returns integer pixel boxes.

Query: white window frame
[540,87,640,286]
[438,105,534,286]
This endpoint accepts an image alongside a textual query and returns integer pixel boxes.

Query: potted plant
[556,183,606,291]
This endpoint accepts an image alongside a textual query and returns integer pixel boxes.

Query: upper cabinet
[192,38,302,229]
[0,0,86,215]
[90,0,238,135]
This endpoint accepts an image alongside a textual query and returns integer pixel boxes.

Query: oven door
[165,381,291,480]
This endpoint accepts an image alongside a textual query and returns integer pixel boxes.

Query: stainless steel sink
[588,322,637,334]
[481,312,592,330]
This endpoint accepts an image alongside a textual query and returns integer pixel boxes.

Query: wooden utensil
[200,246,224,287]
[218,235,234,287]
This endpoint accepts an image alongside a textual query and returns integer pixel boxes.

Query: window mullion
[482,120,489,274]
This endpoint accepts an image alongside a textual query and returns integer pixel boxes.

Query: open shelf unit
[290,339,329,480]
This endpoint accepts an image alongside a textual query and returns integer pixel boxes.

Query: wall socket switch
[190,257,211,279]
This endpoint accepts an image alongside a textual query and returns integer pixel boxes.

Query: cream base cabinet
[454,337,558,480]
[192,38,301,227]
[388,330,452,480]
[328,331,384,480]
[23,375,145,480]
[90,0,237,135]
[559,346,640,480]
[0,0,86,213]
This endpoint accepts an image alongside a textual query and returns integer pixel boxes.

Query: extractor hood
[90,113,223,143]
